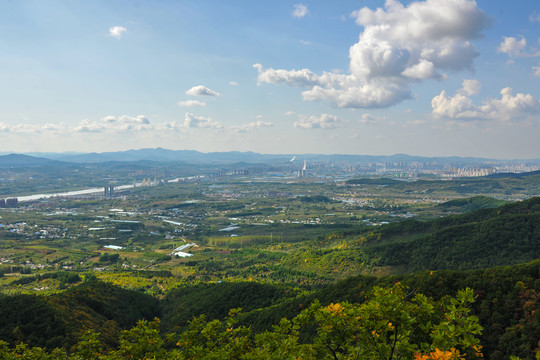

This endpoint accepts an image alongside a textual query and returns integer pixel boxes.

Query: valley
[1,157,539,359]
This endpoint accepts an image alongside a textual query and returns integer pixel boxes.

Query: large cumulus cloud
[255,0,491,109]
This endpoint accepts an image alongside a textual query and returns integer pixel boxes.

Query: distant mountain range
[0,148,539,166]
[0,154,68,168]
[37,148,290,164]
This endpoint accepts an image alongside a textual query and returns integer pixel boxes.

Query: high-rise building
[5,198,18,207]
[104,186,115,198]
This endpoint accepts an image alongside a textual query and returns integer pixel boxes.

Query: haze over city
[1,0,539,159]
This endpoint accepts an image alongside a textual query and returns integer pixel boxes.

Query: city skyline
[1,0,540,159]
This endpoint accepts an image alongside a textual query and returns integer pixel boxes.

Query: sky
[0,0,540,159]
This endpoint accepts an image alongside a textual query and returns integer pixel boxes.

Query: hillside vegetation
[0,260,538,359]
[355,196,540,272]
[0,281,159,349]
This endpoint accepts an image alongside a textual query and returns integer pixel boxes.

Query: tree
[0,284,484,360]
[172,308,252,360]
[293,284,483,359]
[105,319,166,360]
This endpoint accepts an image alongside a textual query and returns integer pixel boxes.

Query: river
[15,183,138,202]
[12,175,205,202]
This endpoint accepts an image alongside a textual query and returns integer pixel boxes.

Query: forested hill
[357,196,540,272]
[116,261,540,358]
[1,261,537,359]
[0,281,159,349]
[236,259,540,359]
[435,195,508,213]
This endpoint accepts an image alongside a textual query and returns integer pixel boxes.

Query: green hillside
[0,281,159,349]
[356,196,540,272]
[435,195,508,212]
[1,260,537,359]
[236,259,540,359]
[160,282,297,334]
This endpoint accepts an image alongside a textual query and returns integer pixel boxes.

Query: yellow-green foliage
[207,235,279,249]
[97,273,182,295]
[0,285,485,359]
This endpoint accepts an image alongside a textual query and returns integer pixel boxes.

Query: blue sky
[1,0,539,159]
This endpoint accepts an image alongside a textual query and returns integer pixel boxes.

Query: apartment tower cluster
[0,198,18,207]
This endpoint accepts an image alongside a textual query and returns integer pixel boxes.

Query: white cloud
[530,12,540,24]
[432,82,540,121]
[255,0,490,109]
[182,112,222,128]
[292,4,309,18]
[350,0,489,74]
[100,115,150,124]
[0,112,245,137]
[0,122,11,132]
[71,115,153,133]
[74,120,107,133]
[498,36,540,75]
[498,37,528,57]
[0,121,71,134]
[248,120,272,129]
[497,36,540,58]
[487,88,540,120]
[108,26,127,39]
[533,66,540,79]
[301,78,412,108]
[290,113,343,129]
[359,114,385,124]
[253,64,321,87]
[41,123,68,132]
[178,100,207,107]
[0,122,41,134]
[432,91,482,119]
[401,59,438,80]
[300,40,312,45]
[185,85,221,97]
[102,115,117,123]
[228,81,239,86]
[459,79,481,96]
[120,115,150,124]
[232,121,273,132]
[0,112,230,136]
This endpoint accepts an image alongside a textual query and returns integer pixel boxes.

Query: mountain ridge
[0,154,68,168]
[9,147,540,165]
